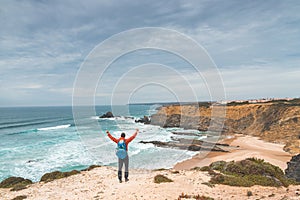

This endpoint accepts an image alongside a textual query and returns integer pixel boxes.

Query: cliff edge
[151,99,300,154]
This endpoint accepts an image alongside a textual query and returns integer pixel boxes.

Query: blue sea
[0,105,204,182]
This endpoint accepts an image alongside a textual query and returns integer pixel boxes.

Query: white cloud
[220,65,300,100]
[0,0,299,106]
[12,84,43,89]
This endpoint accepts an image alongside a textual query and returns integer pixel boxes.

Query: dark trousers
[118,155,129,181]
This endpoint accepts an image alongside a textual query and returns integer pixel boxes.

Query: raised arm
[126,128,139,143]
[106,130,118,143]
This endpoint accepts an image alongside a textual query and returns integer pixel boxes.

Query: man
[106,128,139,183]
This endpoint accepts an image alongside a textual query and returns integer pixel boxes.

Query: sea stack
[99,111,114,118]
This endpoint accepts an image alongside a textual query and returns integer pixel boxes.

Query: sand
[174,134,292,171]
[1,135,299,200]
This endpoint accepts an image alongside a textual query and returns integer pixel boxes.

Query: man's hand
[136,128,139,132]
[106,130,109,135]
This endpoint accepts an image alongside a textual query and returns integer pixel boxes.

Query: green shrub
[0,177,32,191]
[10,184,28,191]
[11,195,27,200]
[207,158,298,187]
[178,193,214,200]
[209,161,226,171]
[201,182,215,188]
[153,168,167,171]
[154,174,173,184]
[246,157,264,164]
[198,166,210,171]
[40,170,80,182]
[81,165,102,171]
[192,167,201,171]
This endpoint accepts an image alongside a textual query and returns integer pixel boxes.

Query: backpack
[116,139,127,159]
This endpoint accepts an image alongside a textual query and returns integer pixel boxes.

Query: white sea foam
[37,124,71,131]
[1,105,209,182]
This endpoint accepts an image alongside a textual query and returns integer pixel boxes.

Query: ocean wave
[37,124,71,131]
[90,116,100,120]
[99,117,115,121]
[93,116,135,122]
[7,129,38,136]
[0,121,53,130]
[0,118,70,130]
[7,124,73,135]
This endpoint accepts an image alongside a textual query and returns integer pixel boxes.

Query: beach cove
[1,100,300,199]
[0,134,299,200]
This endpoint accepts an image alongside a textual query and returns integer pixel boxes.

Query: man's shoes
[125,178,129,182]
[119,179,122,183]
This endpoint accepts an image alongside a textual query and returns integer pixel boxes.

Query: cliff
[151,99,300,154]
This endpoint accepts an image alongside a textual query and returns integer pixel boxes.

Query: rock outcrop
[99,111,114,118]
[140,139,230,152]
[135,116,151,124]
[285,154,300,182]
[151,99,300,154]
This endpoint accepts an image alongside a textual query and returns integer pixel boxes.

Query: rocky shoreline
[1,157,299,200]
[148,99,300,183]
[150,99,300,154]
[285,154,300,182]
[139,139,230,152]
[2,99,300,199]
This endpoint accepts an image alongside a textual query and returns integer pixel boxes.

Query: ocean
[0,105,204,182]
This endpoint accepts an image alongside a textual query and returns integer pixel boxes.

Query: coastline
[1,163,299,200]
[1,166,299,200]
[1,134,298,200]
[174,134,292,171]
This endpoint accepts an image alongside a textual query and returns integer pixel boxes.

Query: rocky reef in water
[135,116,151,124]
[151,99,300,154]
[140,138,231,152]
[99,111,114,118]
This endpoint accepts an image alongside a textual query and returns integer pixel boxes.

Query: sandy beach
[174,134,293,171]
[1,135,299,200]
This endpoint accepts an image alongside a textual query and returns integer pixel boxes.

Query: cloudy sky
[1,0,300,106]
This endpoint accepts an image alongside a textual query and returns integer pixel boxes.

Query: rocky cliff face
[285,154,300,182]
[151,100,300,154]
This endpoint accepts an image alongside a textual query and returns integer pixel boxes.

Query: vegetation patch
[40,170,80,182]
[153,168,167,171]
[203,158,298,187]
[198,166,211,171]
[201,182,215,188]
[81,165,102,171]
[154,174,173,184]
[11,195,27,200]
[0,177,32,191]
[227,101,250,106]
[198,102,212,108]
[178,193,214,200]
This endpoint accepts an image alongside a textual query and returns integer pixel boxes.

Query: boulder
[285,154,300,182]
[135,116,150,124]
[0,177,32,191]
[99,111,114,118]
[139,140,228,152]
